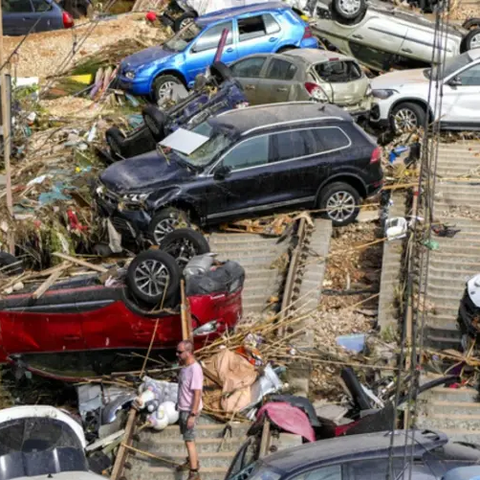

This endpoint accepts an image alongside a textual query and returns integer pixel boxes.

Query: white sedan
[370,49,480,133]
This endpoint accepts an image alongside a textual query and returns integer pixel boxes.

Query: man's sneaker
[187,469,201,480]
[175,459,190,472]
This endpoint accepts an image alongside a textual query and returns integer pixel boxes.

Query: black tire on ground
[142,105,168,141]
[318,182,361,227]
[210,62,233,85]
[390,102,426,134]
[148,207,191,246]
[152,74,184,105]
[461,27,480,52]
[0,252,24,276]
[160,228,210,270]
[173,11,196,33]
[106,127,126,158]
[332,0,366,21]
[126,250,181,306]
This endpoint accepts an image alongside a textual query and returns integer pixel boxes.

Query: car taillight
[303,26,313,39]
[370,146,381,164]
[63,11,74,28]
[304,82,327,101]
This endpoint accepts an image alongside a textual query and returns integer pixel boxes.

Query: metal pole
[0,11,15,254]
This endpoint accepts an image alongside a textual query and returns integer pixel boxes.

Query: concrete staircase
[129,420,250,480]
[416,141,480,443]
[208,232,292,314]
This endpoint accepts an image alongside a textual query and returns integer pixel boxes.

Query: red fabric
[256,402,315,442]
[334,421,358,437]
[145,11,157,22]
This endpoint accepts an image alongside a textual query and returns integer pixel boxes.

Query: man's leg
[186,440,199,471]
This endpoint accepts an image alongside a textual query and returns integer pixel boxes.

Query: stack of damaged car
[308,0,480,72]
[0,232,244,380]
[106,62,248,160]
[95,102,383,251]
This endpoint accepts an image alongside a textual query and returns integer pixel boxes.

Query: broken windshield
[164,23,202,52]
[172,121,233,168]
[0,417,88,480]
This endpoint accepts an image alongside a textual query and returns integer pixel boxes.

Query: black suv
[96,102,383,246]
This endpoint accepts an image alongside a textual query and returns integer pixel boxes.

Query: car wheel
[127,250,180,306]
[209,62,233,85]
[462,27,480,51]
[148,208,191,245]
[332,0,366,21]
[106,127,126,158]
[142,105,168,141]
[152,74,184,105]
[390,102,426,134]
[318,182,361,227]
[462,17,480,30]
[0,252,24,277]
[160,228,210,271]
[173,11,196,32]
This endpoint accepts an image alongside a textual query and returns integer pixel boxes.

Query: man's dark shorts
[179,411,196,441]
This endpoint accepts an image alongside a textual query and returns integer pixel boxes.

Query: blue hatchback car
[116,2,318,103]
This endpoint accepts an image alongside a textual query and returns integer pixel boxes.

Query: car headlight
[122,193,150,203]
[372,89,398,99]
[125,71,136,80]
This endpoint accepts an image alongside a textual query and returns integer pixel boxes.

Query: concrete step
[426,292,462,309]
[424,401,480,416]
[425,335,462,350]
[133,460,228,480]
[422,386,480,403]
[136,437,245,455]
[143,423,250,440]
[417,413,480,432]
[425,314,458,329]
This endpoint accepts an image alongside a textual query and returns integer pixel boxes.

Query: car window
[2,0,33,12]
[457,63,480,86]
[193,21,233,53]
[165,22,202,52]
[263,13,280,34]
[238,15,267,42]
[231,57,266,78]
[266,59,297,80]
[221,136,269,171]
[305,127,350,152]
[271,130,309,161]
[291,464,342,480]
[315,61,362,83]
[31,0,51,11]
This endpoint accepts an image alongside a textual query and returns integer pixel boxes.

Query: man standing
[176,340,203,480]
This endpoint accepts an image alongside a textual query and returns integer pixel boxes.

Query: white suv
[370,49,480,133]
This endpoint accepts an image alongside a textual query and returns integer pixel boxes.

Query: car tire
[152,74,184,105]
[0,252,24,276]
[210,62,233,85]
[106,127,126,158]
[318,182,361,227]
[142,105,168,141]
[160,228,210,271]
[148,207,191,245]
[462,17,480,30]
[127,250,181,306]
[461,27,480,52]
[390,102,426,134]
[332,0,366,21]
[173,11,196,33]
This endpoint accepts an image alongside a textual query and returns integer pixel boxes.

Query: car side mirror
[213,165,231,181]
[448,76,462,87]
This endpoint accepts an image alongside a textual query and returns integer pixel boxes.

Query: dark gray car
[2,0,74,36]
[229,48,372,118]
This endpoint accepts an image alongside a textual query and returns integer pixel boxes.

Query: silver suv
[307,0,480,72]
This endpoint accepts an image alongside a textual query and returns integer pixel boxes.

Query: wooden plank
[180,279,193,341]
[110,408,137,480]
[32,263,70,299]
[52,252,108,273]
[259,419,271,458]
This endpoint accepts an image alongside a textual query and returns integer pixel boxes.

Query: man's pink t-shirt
[178,361,204,412]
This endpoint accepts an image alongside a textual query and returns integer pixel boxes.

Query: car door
[30,0,58,33]
[185,21,237,83]
[205,134,276,221]
[441,62,480,125]
[235,13,282,59]
[256,57,299,103]
[229,55,269,104]
[347,11,408,56]
[2,0,36,35]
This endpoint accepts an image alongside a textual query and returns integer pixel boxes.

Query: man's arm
[191,389,202,415]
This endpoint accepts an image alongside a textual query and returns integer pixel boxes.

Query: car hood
[121,46,173,70]
[100,151,194,192]
[372,69,428,90]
